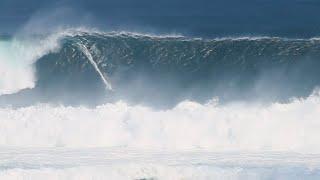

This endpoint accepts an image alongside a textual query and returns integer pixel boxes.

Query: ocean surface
[1,27,320,179]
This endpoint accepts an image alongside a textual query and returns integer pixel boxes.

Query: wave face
[24,32,320,107]
[2,31,320,107]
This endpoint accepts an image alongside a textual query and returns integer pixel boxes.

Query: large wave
[2,29,320,151]
[2,29,320,107]
[2,29,320,179]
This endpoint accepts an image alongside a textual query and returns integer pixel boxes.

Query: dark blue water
[1,0,320,38]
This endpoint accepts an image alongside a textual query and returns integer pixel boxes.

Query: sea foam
[0,91,319,152]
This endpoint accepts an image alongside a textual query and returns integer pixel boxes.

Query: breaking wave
[2,29,320,179]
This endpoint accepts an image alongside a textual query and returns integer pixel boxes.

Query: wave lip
[0,32,64,95]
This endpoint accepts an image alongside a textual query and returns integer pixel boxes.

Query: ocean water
[1,28,320,179]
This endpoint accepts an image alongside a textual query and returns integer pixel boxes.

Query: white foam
[0,148,319,180]
[0,91,319,153]
[0,162,317,180]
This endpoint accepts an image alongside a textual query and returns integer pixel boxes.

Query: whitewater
[0,93,320,179]
[1,29,320,179]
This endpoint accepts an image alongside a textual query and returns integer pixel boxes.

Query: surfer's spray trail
[77,42,113,90]
[1,29,320,179]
